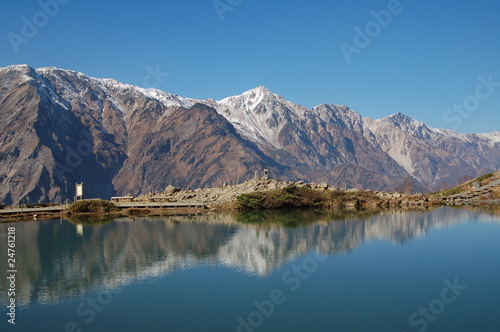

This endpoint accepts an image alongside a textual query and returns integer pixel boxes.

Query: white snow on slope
[5,65,500,175]
[214,86,307,148]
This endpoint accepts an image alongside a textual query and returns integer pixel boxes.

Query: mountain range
[0,65,499,204]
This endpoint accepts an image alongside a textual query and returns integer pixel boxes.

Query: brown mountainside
[0,65,499,204]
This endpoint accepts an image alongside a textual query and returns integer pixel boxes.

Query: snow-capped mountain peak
[219,86,279,111]
[214,86,307,148]
[1,65,498,204]
[382,112,422,126]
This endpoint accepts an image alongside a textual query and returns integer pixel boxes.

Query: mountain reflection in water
[0,206,498,306]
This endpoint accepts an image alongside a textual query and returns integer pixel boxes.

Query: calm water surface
[0,207,499,332]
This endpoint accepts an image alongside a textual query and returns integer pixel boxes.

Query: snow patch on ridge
[475,132,500,144]
[135,87,196,108]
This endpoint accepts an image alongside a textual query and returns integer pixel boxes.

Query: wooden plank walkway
[0,206,65,215]
[0,202,205,215]
[116,202,205,209]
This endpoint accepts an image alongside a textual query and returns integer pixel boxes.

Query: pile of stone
[436,179,500,206]
[130,171,500,210]
[132,178,339,207]
[170,179,339,206]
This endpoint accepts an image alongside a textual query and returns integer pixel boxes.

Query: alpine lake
[1,206,499,332]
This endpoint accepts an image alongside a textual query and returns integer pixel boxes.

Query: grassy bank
[235,184,384,211]
[68,199,119,213]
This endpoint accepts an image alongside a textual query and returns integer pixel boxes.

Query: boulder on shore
[164,185,181,194]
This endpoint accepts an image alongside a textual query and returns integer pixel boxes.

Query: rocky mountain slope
[0,65,499,204]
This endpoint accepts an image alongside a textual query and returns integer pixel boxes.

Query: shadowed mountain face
[0,66,283,203]
[1,207,498,306]
[113,103,284,194]
[0,65,499,203]
[0,66,127,203]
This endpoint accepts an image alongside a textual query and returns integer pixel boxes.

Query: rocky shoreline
[2,173,498,223]
[127,175,500,210]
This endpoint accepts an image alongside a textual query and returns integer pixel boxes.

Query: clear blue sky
[1,0,499,133]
